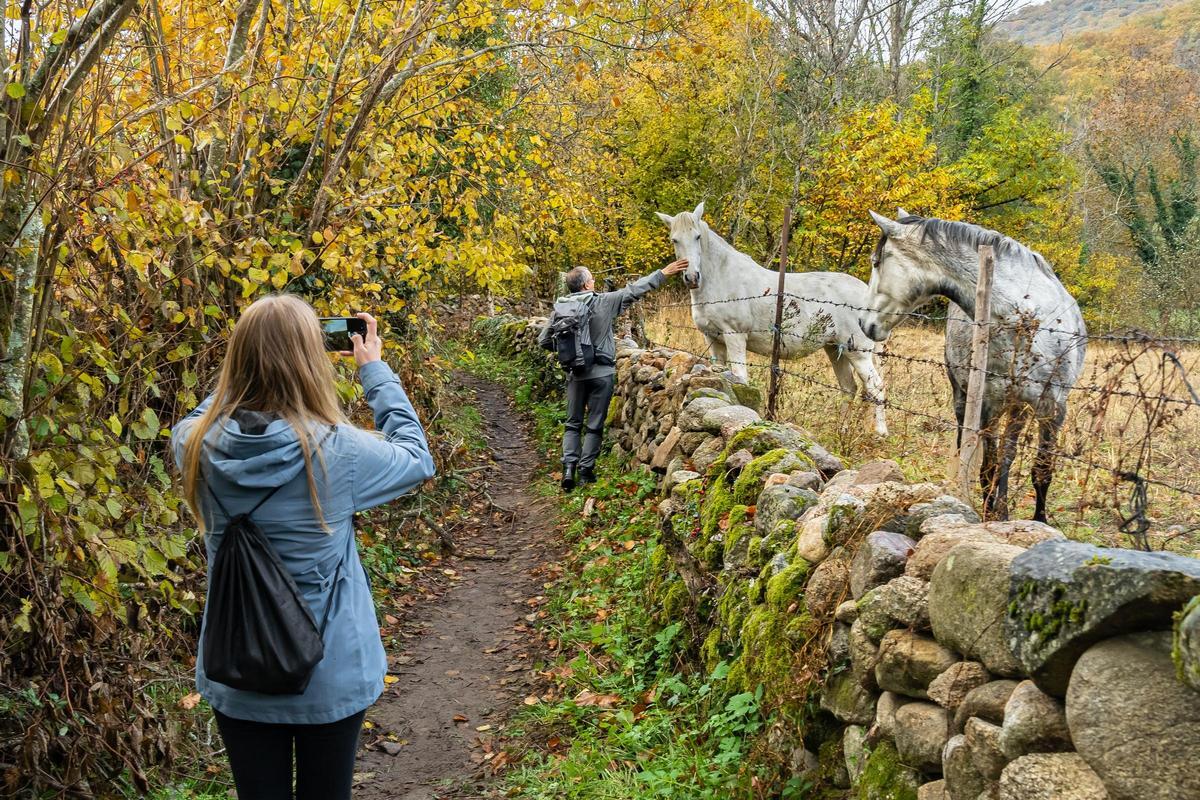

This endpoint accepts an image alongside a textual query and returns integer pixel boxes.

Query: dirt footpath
[355,375,558,800]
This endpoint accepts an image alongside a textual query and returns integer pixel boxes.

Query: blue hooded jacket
[171,359,435,724]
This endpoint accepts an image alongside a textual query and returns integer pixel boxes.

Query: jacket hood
[204,415,329,489]
[557,290,596,304]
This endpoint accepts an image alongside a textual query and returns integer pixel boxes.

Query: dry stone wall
[492,316,1200,800]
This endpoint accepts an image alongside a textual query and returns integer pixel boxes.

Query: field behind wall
[642,300,1200,547]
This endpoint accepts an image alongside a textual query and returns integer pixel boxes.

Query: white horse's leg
[848,349,888,436]
[824,345,858,395]
[723,333,750,384]
[704,333,728,371]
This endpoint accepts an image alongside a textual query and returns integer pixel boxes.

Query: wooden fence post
[956,245,995,499]
[766,206,792,420]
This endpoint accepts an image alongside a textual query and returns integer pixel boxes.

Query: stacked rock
[496,316,1200,800]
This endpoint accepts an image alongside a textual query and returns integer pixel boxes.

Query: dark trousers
[214,708,365,800]
[563,374,616,469]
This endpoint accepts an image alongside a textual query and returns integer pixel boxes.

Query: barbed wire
[647,320,1200,410]
[637,332,1200,505]
[652,291,1200,345]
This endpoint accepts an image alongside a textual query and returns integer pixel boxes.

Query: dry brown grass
[642,299,1200,548]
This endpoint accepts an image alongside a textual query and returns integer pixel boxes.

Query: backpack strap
[205,481,283,521]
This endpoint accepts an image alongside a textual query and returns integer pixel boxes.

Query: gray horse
[657,203,888,436]
[860,210,1087,522]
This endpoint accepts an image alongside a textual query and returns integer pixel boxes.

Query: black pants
[214,708,365,800]
[563,374,616,469]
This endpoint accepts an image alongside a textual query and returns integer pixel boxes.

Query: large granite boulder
[953,679,1020,732]
[906,527,1000,581]
[851,531,917,599]
[1066,631,1200,800]
[875,690,913,739]
[806,556,851,619]
[942,734,987,800]
[678,396,729,431]
[999,680,1071,760]
[964,717,1005,782]
[894,702,952,772]
[998,753,1108,800]
[755,484,819,536]
[904,497,980,538]
[930,542,1025,676]
[690,435,726,472]
[700,407,753,438]
[820,669,877,725]
[875,575,931,630]
[927,661,991,711]
[875,629,959,699]
[850,619,881,691]
[1006,540,1200,695]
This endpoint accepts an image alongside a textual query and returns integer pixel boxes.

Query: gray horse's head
[860,208,942,341]
[655,202,706,289]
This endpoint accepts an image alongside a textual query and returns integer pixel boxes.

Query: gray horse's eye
[694,234,700,240]
[671,237,678,244]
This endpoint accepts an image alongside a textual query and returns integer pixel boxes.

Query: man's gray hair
[564,266,592,293]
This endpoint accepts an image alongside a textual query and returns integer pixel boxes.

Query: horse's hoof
[721,370,749,385]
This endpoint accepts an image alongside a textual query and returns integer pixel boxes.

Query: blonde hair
[181,294,347,531]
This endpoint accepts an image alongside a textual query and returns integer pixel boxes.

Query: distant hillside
[999,0,1191,45]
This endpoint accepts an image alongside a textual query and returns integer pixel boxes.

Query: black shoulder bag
[201,483,343,695]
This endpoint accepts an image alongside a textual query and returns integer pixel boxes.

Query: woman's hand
[348,312,382,367]
[663,259,689,276]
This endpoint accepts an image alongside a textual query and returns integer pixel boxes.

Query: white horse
[860,210,1087,521]
[656,203,888,436]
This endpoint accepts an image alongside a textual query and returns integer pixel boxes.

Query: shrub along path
[355,374,560,799]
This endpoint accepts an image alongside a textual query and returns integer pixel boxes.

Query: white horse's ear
[870,210,907,239]
[896,207,911,219]
[655,211,674,227]
[692,201,705,221]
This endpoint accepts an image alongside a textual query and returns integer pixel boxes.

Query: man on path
[540,260,688,490]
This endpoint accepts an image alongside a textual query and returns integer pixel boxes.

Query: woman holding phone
[172,295,434,799]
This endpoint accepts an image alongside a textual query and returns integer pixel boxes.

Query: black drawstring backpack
[201,482,343,695]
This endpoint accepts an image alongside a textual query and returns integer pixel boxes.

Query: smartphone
[319,317,368,352]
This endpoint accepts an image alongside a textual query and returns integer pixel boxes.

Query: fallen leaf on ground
[573,689,621,708]
[178,692,202,710]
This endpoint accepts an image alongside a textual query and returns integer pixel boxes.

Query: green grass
[497,462,792,799]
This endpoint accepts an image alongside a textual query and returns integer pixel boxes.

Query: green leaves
[6,81,25,99]
[130,408,160,440]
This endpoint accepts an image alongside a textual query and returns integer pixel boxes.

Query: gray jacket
[539,269,667,379]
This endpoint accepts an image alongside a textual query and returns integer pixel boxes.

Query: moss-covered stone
[660,579,690,622]
[1173,594,1200,690]
[721,422,815,463]
[854,740,920,800]
[759,519,797,561]
[723,521,756,572]
[765,560,812,611]
[731,448,801,505]
[701,627,725,669]
[718,579,754,640]
[605,395,624,427]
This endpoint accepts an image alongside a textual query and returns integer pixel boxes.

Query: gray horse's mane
[878,215,1056,282]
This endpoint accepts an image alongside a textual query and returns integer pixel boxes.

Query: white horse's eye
[694,234,700,240]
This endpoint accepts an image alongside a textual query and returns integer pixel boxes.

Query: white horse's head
[655,202,707,290]
[860,208,930,342]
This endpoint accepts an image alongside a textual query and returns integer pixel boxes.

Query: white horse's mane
[880,215,1057,283]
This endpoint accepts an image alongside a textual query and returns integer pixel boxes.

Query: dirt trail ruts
[355,375,557,799]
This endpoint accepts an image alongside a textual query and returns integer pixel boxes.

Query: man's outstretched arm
[611,259,688,314]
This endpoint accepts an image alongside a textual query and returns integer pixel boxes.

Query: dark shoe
[561,464,577,492]
[578,466,597,485]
